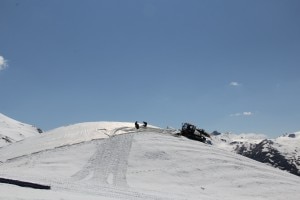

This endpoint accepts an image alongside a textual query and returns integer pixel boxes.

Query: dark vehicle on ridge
[180,123,211,143]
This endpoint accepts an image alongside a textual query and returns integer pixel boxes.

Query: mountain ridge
[212,131,300,177]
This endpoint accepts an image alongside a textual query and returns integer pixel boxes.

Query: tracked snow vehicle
[180,123,211,143]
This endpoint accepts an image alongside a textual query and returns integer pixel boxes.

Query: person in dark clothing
[143,121,147,128]
[135,121,139,129]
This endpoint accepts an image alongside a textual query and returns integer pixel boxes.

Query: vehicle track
[71,127,134,187]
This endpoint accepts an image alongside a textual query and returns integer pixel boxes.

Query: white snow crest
[0,113,40,147]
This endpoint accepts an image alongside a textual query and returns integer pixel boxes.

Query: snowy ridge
[272,132,300,157]
[0,121,299,200]
[0,113,40,147]
[275,131,300,153]
[0,121,161,163]
[213,131,300,177]
[211,132,267,152]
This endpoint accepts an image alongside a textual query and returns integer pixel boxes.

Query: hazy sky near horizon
[1,0,300,137]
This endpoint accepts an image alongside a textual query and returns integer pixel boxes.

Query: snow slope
[211,132,266,151]
[260,132,300,175]
[0,122,299,200]
[274,132,300,157]
[0,113,41,147]
[212,131,300,176]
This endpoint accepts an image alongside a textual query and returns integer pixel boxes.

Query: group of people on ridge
[135,121,147,129]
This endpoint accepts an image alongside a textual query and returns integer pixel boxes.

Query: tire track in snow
[67,128,174,200]
[96,132,134,187]
[71,127,134,187]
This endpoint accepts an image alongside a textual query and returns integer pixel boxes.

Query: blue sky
[1,0,300,137]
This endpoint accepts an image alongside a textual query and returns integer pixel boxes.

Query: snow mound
[0,123,299,200]
[0,121,153,162]
[0,113,40,147]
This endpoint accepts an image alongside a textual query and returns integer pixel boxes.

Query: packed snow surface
[0,122,300,200]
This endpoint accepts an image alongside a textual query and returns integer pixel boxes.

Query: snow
[0,121,160,162]
[211,132,267,152]
[275,132,300,151]
[271,131,300,162]
[0,119,300,199]
[0,113,40,147]
[208,130,300,179]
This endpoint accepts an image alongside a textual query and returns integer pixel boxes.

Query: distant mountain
[212,131,300,177]
[0,113,42,148]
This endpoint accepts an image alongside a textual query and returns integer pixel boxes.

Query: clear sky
[1,0,300,137]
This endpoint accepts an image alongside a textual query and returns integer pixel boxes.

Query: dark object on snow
[2,136,13,143]
[181,123,196,135]
[37,128,43,133]
[180,123,211,143]
[211,130,221,136]
[288,133,296,138]
[196,129,211,138]
[143,121,147,127]
[0,177,51,190]
[135,121,139,129]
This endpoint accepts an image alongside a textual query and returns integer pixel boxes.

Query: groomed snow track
[71,132,134,187]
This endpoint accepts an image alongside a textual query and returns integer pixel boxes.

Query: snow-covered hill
[212,131,300,177]
[0,113,41,148]
[0,121,299,200]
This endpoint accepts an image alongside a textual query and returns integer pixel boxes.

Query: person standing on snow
[135,121,139,129]
[143,121,147,128]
